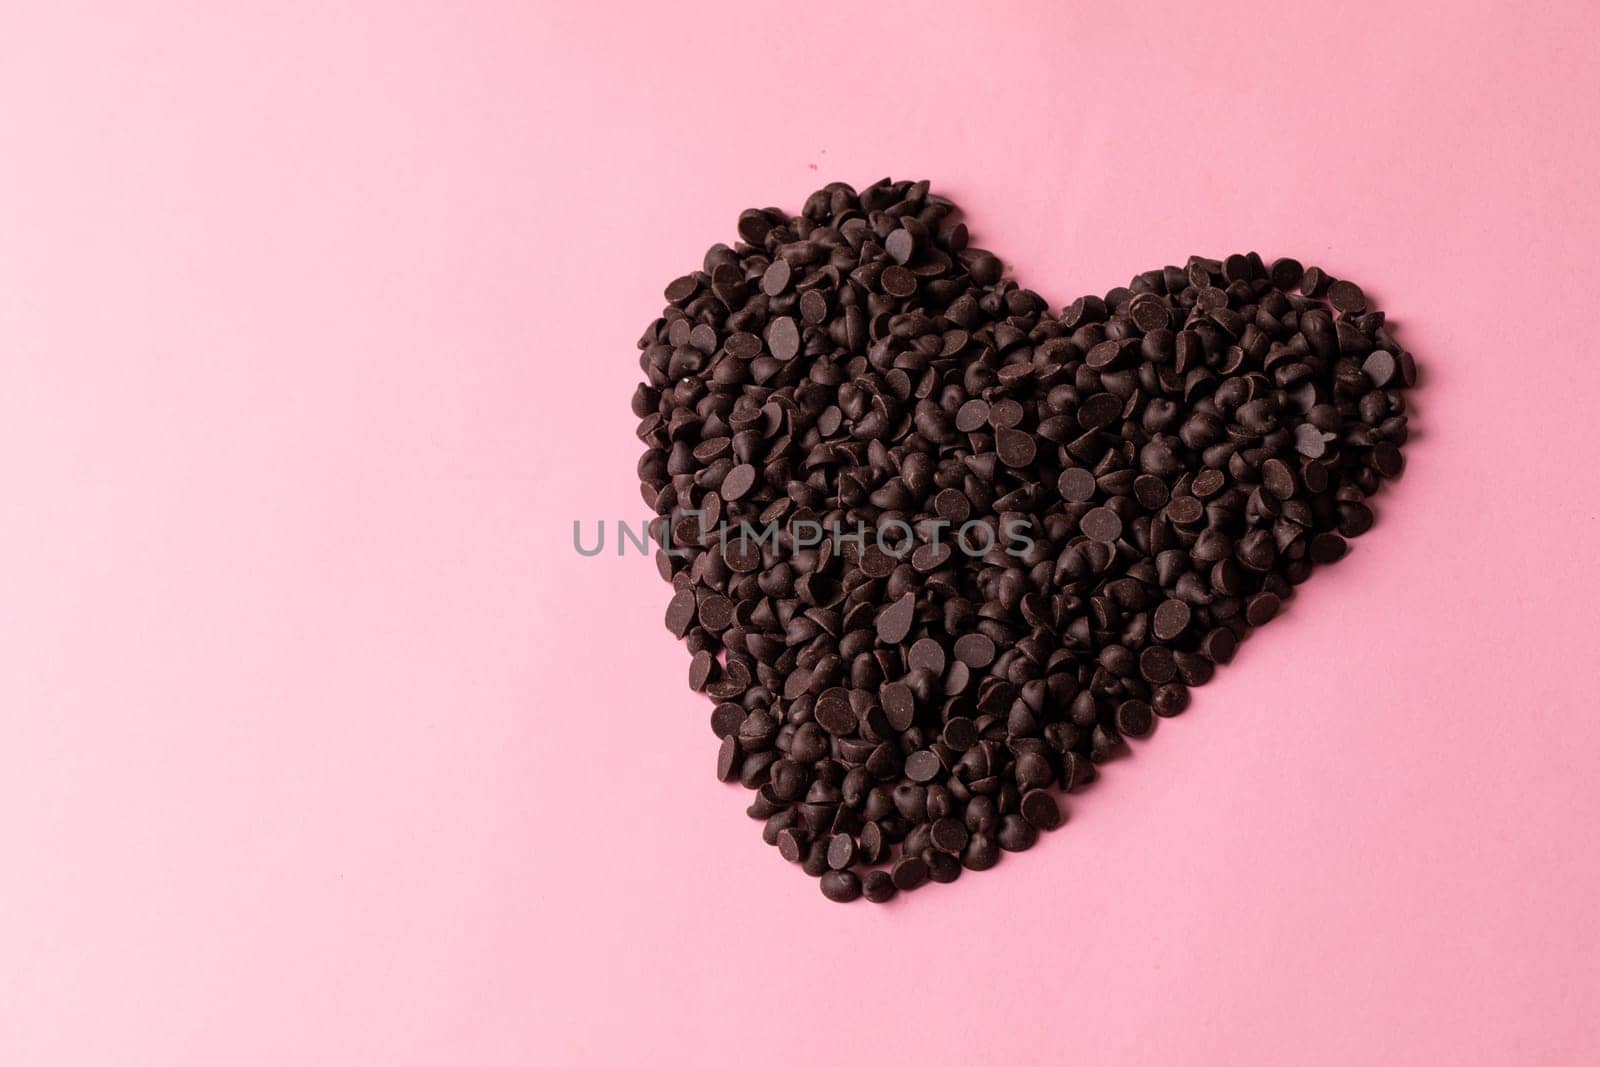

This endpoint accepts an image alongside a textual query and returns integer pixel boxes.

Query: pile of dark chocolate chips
[632,178,1415,903]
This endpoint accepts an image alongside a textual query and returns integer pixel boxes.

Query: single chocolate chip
[815,687,857,736]
[1269,258,1304,290]
[885,228,916,265]
[953,633,996,668]
[767,316,801,361]
[1060,467,1097,502]
[1080,506,1123,543]
[1327,279,1366,314]
[863,869,897,903]
[905,750,942,783]
[761,258,792,296]
[876,593,917,645]
[716,736,740,782]
[665,588,698,638]
[996,426,1037,468]
[956,398,990,432]
[891,855,930,891]
[881,682,916,732]
[820,869,862,903]
[931,817,970,854]
[1116,699,1154,738]
[998,814,1037,852]
[881,265,918,298]
[908,637,946,675]
[721,463,756,501]
[1152,599,1192,641]
[826,833,857,870]
[776,827,805,863]
[1020,789,1062,831]
[1246,592,1282,627]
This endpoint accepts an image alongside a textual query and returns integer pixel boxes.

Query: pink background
[3,2,1599,1064]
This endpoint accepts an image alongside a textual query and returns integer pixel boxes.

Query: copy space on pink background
[2,2,1598,1065]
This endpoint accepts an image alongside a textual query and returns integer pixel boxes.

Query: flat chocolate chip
[876,593,917,645]
[953,633,996,668]
[1020,789,1062,831]
[1060,467,1097,502]
[1080,506,1123,543]
[767,316,801,361]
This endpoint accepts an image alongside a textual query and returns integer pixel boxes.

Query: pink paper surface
[3,2,1599,1064]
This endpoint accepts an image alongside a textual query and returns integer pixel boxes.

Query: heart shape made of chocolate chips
[631,178,1415,905]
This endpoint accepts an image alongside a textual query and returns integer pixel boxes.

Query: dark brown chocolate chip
[826,833,857,870]
[665,587,697,638]
[953,633,996,668]
[876,593,917,645]
[1152,599,1191,641]
[955,398,990,433]
[721,463,756,501]
[905,750,942,783]
[1116,699,1154,738]
[885,227,916,265]
[767,316,801,361]
[908,637,946,675]
[863,869,897,903]
[1020,789,1062,831]
[1245,592,1282,627]
[760,258,792,296]
[931,817,970,854]
[881,265,917,298]
[1269,257,1304,290]
[1080,506,1123,543]
[1059,467,1097,502]
[996,426,1037,468]
[881,682,916,732]
[815,687,857,736]
[820,869,862,903]
[1327,279,1366,314]
[891,855,930,891]
[716,735,739,782]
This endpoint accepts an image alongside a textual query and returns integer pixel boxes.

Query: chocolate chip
[862,869,897,903]
[767,316,800,361]
[1269,258,1304,290]
[761,258,792,296]
[716,736,740,782]
[875,593,917,645]
[1020,789,1062,831]
[952,633,996,668]
[815,687,857,736]
[1152,599,1192,641]
[998,814,1037,852]
[665,587,697,638]
[885,228,916,265]
[826,833,858,870]
[996,426,1037,467]
[1080,507,1123,543]
[1059,467,1097,502]
[881,265,917,298]
[891,855,929,891]
[1245,592,1281,627]
[931,817,970,853]
[905,750,942,783]
[1327,279,1366,314]
[956,398,990,432]
[721,463,756,501]
[820,869,862,903]
[1116,700,1154,738]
